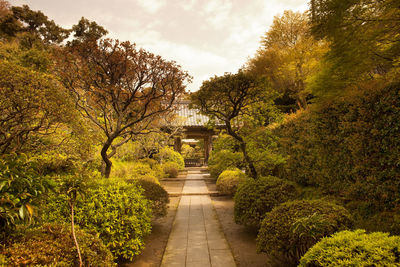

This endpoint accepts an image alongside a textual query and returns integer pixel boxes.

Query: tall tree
[0,4,70,46]
[191,71,268,178]
[247,11,328,110]
[309,0,400,92]
[57,39,191,177]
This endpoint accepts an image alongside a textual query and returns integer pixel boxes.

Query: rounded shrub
[1,223,115,266]
[299,229,400,267]
[208,149,243,178]
[234,176,298,228]
[257,200,353,265]
[155,147,184,170]
[216,168,246,196]
[162,162,180,178]
[133,179,169,218]
[42,179,152,261]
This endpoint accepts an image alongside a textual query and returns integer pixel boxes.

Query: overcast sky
[10,0,308,91]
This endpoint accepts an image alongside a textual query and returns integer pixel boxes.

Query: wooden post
[174,137,182,153]
[204,135,213,165]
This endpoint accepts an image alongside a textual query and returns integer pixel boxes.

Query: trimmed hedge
[234,176,297,228]
[1,223,115,266]
[42,179,152,261]
[216,168,246,196]
[162,162,180,178]
[257,200,353,265]
[154,147,184,170]
[133,179,169,218]
[208,149,243,179]
[299,229,400,266]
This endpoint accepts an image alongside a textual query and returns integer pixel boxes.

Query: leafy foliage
[132,179,169,218]
[257,200,353,265]
[275,82,400,214]
[0,153,52,233]
[154,146,185,170]
[161,162,180,178]
[208,149,244,179]
[299,229,400,267]
[42,179,152,261]
[1,223,115,266]
[234,176,297,228]
[216,168,247,196]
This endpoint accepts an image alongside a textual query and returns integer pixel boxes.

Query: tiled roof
[173,100,223,128]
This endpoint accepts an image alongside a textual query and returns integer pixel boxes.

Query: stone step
[168,191,222,197]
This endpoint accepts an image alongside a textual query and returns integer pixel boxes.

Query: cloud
[136,0,166,14]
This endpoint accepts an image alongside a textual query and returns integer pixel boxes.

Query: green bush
[299,229,400,267]
[1,223,115,266]
[111,160,163,180]
[132,179,169,218]
[162,162,180,178]
[216,168,246,196]
[275,83,400,213]
[257,200,353,266]
[234,176,297,228]
[0,153,53,233]
[154,147,184,170]
[139,158,165,178]
[208,149,244,179]
[42,179,152,261]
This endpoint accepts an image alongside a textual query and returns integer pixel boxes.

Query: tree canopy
[57,39,191,177]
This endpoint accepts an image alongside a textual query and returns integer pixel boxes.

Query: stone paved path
[161,168,236,267]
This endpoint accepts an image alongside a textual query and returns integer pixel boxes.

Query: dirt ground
[121,196,180,267]
[211,196,270,267]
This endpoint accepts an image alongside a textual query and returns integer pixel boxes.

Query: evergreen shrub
[208,149,243,179]
[42,179,152,261]
[133,179,169,218]
[1,223,115,266]
[257,200,353,265]
[299,229,400,267]
[216,168,246,196]
[234,176,297,228]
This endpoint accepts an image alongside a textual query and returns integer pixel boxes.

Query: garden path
[161,168,236,267]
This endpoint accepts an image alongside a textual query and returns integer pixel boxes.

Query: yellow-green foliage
[132,179,169,218]
[257,200,353,266]
[216,168,246,196]
[299,230,400,267]
[42,179,152,261]
[1,223,115,266]
[162,162,180,178]
[111,160,163,181]
[154,147,184,170]
[234,176,298,228]
[208,150,244,179]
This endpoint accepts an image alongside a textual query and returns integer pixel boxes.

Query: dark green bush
[1,223,115,266]
[234,176,297,228]
[257,200,353,266]
[208,149,244,179]
[162,162,180,178]
[299,229,400,267]
[133,179,169,218]
[42,179,152,261]
[216,168,246,196]
[275,83,400,213]
[0,153,52,233]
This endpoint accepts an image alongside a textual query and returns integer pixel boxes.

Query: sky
[10,0,309,91]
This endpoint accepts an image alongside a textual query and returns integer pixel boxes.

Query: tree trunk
[101,139,113,178]
[71,202,82,267]
[225,120,258,179]
[239,141,258,179]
